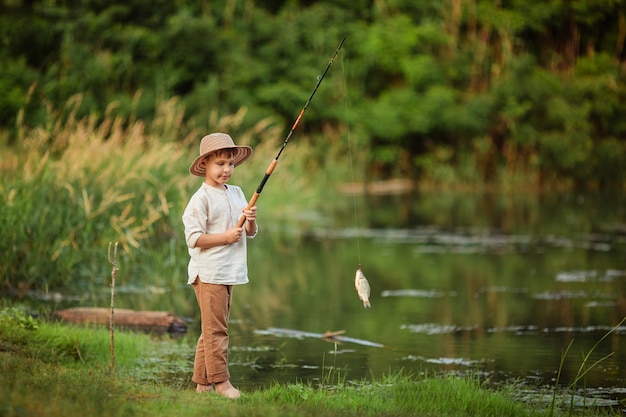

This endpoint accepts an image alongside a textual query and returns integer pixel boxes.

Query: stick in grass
[108,242,118,373]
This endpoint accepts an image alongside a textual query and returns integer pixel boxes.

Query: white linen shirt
[182,182,257,285]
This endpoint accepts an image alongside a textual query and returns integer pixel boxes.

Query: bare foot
[214,380,241,399]
[196,384,213,393]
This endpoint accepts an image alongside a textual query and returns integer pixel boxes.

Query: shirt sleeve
[247,223,258,239]
[182,193,207,249]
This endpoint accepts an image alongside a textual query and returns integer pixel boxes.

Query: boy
[182,132,258,398]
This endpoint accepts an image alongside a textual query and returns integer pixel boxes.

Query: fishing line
[341,49,371,309]
[340,51,362,266]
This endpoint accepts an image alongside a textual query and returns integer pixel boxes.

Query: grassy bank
[0,308,618,417]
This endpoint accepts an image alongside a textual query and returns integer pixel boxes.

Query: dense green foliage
[2,0,625,187]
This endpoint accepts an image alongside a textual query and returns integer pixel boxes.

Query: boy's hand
[224,227,244,244]
[242,206,257,223]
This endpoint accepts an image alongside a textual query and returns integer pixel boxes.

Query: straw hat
[189,132,253,177]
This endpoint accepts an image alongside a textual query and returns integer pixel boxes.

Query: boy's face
[202,152,236,188]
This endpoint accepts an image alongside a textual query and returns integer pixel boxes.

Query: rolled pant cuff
[192,370,230,386]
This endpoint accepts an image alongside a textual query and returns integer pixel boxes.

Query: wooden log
[338,179,415,196]
[55,307,187,334]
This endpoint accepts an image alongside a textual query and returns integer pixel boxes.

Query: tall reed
[1,94,359,293]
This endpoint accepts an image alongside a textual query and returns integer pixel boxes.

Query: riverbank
[0,307,619,417]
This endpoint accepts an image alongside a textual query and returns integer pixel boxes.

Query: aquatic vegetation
[549,318,626,417]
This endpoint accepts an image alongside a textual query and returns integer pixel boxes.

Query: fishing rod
[237,37,346,227]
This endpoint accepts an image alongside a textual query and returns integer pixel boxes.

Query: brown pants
[191,278,233,385]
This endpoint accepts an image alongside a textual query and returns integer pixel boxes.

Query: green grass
[0,308,619,417]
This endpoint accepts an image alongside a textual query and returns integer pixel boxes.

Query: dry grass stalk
[108,242,119,373]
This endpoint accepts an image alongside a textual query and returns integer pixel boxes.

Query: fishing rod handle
[236,159,278,227]
[236,192,260,228]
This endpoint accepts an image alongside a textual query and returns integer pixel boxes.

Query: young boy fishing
[182,132,258,399]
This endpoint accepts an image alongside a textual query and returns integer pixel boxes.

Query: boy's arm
[183,197,243,248]
[194,229,242,248]
[244,220,257,237]
[242,206,258,237]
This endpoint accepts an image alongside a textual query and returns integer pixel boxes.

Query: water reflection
[232,190,626,402]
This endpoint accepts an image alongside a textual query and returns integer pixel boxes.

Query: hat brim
[189,146,253,177]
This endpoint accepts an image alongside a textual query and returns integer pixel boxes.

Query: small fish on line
[354,264,371,308]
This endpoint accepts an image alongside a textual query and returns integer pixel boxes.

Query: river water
[21,190,626,406]
[231,190,626,404]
